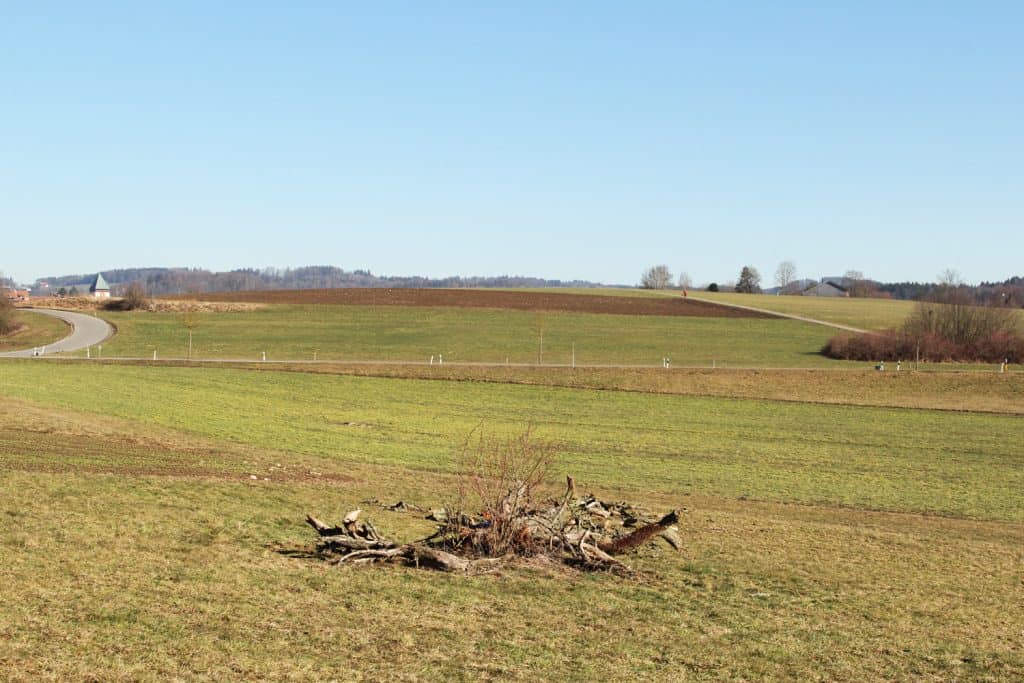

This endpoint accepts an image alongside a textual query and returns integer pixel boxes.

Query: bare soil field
[181,287,777,318]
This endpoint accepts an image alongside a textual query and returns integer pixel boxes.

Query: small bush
[444,425,556,558]
[0,296,14,335]
[970,330,1024,363]
[823,329,1022,363]
[107,282,150,311]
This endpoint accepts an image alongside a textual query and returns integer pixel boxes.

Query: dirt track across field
[181,288,778,318]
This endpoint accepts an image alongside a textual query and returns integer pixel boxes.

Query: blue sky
[2,2,1021,286]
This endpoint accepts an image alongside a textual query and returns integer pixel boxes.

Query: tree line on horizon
[640,263,1024,307]
[31,266,604,297]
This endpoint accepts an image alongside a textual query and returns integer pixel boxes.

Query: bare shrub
[973,330,1024,363]
[0,294,14,335]
[441,424,556,557]
[823,327,1021,363]
[824,275,1024,363]
[904,298,1019,349]
[107,282,150,311]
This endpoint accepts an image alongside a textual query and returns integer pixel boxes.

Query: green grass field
[691,291,917,330]
[2,362,1021,520]
[0,361,1021,680]
[130,361,1023,414]
[87,305,844,368]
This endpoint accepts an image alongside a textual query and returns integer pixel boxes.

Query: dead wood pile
[305,476,683,575]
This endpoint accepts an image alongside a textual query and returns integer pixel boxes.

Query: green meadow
[90,305,840,368]
[1,361,1021,681]
[693,291,917,330]
[2,362,1021,521]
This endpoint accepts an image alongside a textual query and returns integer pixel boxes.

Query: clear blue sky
[3,2,1021,286]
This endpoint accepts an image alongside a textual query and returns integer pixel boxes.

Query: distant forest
[876,276,1023,307]
[35,266,607,296]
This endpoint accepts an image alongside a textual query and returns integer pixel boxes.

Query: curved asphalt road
[0,309,115,358]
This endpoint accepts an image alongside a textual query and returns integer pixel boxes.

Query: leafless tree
[843,269,876,297]
[938,268,962,287]
[118,282,150,310]
[640,265,673,290]
[182,311,201,358]
[774,260,797,293]
[677,272,692,290]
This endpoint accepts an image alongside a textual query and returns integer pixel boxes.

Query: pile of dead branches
[305,475,683,575]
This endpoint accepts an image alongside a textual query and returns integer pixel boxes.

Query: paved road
[0,309,115,358]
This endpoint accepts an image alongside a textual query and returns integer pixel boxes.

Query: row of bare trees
[641,261,899,298]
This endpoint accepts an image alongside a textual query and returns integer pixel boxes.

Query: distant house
[89,273,111,299]
[803,280,848,297]
[3,288,30,302]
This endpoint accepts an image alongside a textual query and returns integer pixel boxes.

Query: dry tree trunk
[600,511,680,555]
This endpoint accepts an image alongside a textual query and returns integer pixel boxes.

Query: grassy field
[2,362,1021,520]
[692,291,917,330]
[83,305,844,368]
[0,363,1021,680]
[0,310,69,352]
[97,361,1020,414]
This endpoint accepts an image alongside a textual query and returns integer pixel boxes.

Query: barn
[803,280,848,297]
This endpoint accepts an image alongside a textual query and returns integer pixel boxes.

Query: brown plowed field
[182,288,777,318]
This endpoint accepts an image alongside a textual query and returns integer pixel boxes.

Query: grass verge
[0,311,69,352]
